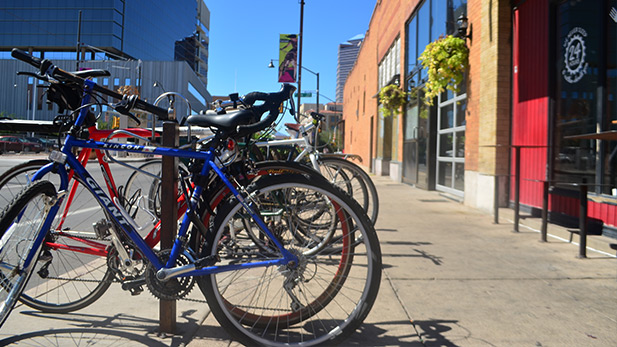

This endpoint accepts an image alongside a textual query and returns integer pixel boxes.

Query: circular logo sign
[562,27,588,84]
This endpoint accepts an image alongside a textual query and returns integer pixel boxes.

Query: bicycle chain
[36,275,112,283]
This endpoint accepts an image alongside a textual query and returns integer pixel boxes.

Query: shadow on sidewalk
[344,319,467,346]
[1,310,202,346]
[0,328,170,346]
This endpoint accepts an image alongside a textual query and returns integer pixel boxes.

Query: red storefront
[512,0,617,234]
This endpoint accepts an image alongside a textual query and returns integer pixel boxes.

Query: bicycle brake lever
[17,71,49,82]
[114,96,142,126]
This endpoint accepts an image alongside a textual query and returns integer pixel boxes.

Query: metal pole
[297,0,305,116]
[76,11,82,70]
[315,72,319,148]
[541,180,549,242]
[159,111,178,333]
[493,175,499,224]
[316,72,319,113]
[513,146,521,232]
[578,179,588,258]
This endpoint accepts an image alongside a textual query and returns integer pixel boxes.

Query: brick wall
[342,0,421,169]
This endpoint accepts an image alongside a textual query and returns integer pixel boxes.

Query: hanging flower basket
[418,35,468,105]
[378,84,408,117]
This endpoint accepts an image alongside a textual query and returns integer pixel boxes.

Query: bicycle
[249,111,379,224]
[0,49,381,346]
[0,97,321,314]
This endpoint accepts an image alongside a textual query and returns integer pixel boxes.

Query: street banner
[278,34,298,82]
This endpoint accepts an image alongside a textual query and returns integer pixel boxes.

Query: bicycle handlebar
[11,48,169,120]
[236,84,296,135]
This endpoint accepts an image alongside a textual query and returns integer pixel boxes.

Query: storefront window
[403,0,467,192]
[604,1,617,195]
[554,0,615,194]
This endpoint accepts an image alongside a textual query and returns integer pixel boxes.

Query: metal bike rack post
[513,146,521,232]
[160,109,179,333]
[577,179,588,259]
[541,180,549,242]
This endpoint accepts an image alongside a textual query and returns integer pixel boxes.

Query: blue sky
[206,1,376,123]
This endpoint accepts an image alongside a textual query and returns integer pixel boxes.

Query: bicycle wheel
[19,175,114,313]
[319,157,379,225]
[0,160,115,313]
[197,174,382,346]
[0,181,56,327]
[0,159,50,208]
[240,161,337,255]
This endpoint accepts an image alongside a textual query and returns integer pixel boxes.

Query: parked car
[26,137,59,151]
[0,136,43,154]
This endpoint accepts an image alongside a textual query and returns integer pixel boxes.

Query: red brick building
[343,0,617,235]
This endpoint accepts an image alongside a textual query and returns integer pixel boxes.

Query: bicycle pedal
[129,286,143,296]
[121,277,146,295]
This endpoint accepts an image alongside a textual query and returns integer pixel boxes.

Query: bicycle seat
[285,123,301,132]
[71,69,111,78]
[187,109,255,132]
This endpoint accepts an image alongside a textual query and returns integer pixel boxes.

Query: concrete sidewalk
[0,175,615,346]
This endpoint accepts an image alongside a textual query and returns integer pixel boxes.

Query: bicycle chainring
[145,249,195,300]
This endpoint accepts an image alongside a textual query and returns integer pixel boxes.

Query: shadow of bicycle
[0,327,169,346]
[0,308,217,346]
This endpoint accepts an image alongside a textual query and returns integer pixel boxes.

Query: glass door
[436,89,466,196]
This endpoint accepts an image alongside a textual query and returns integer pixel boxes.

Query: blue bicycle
[0,49,382,346]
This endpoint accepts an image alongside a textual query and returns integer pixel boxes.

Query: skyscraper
[336,34,363,103]
[0,0,211,121]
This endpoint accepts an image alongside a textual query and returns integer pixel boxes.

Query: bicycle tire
[0,159,50,208]
[20,175,115,313]
[0,181,57,327]
[240,161,338,255]
[0,160,115,313]
[319,157,379,225]
[197,174,382,346]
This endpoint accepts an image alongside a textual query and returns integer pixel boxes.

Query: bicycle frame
[28,79,297,280]
[254,121,321,170]
[48,127,162,257]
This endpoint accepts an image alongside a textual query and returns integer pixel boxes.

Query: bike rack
[159,99,179,334]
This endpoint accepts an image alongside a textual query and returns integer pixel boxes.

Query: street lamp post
[268,59,319,116]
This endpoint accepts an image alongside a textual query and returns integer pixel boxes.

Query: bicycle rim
[20,176,114,313]
[0,181,56,327]
[198,174,381,346]
[319,157,379,225]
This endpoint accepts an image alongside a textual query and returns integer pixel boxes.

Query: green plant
[418,35,468,105]
[378,84,408,117]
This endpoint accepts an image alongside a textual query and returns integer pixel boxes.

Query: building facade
[343,0,617,236]
[336,34,364,103]
[0,0,210,121]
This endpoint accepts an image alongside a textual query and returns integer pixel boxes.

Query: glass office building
[0,1,209,84]
[0,0,210,121]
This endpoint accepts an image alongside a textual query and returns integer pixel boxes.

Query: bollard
[577,180,588,258]
[541,180,549,242]
[513,146,521,232]
[493,175,499,224]
[159,120,179,333]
